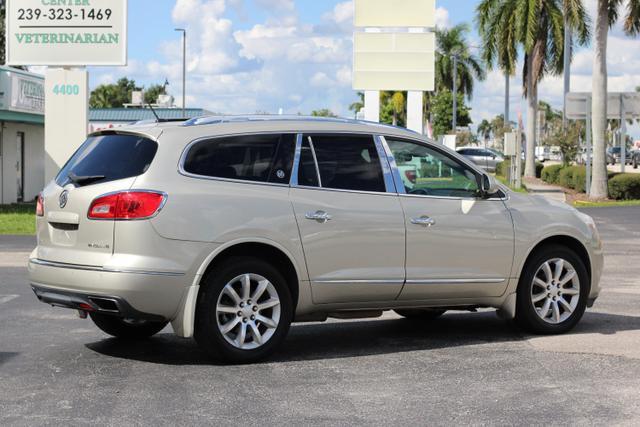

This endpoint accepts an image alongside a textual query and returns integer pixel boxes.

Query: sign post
[566,92,640,195]
[353,0,435,132]
[5,0,128,181]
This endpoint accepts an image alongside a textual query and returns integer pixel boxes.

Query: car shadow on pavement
[0,352,20,367]
[85,311,640,365]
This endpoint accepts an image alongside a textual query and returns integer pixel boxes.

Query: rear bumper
[31,284,165,322]
[28,257,190,320]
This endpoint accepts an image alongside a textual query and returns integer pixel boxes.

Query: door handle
[305,210,333,223]
[411,216,436,227]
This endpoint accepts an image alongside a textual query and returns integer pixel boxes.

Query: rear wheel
[90,313,168,339]
[515,245,589,334]
[194,256,293,364]
[394,309,446,321]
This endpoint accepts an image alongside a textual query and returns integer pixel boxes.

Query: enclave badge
[59,190,69,209]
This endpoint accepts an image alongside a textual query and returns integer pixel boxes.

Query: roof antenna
[147,103,161,122]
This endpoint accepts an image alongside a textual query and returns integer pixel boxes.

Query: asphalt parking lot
[1,206,640,425]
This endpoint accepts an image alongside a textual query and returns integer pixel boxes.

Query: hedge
[608,174,640,200]
[496,160,543,179]
[541,164,565,184]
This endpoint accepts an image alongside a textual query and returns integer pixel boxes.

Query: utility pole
[505,73,510,128]
[563,15,571,130]
[175,28,186,118]
[452,54,458,132]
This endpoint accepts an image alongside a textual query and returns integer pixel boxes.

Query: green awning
[0,110,45,125]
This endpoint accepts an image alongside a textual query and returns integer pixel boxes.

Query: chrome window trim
[29,258,186,277]
[177,131,297,188]
[379,135,510,202]
[374,135,398,193]
[306,136,323,187]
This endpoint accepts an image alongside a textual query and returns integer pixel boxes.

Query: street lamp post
[452,54,458,132]
[175,28,186,118]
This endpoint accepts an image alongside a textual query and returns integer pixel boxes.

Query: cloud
[435,7,450,29]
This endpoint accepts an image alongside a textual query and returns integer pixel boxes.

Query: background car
[456,147,504,172]
[607,147,633,165]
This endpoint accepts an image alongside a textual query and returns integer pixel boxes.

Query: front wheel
[515,245,589,334]
[90,313,168,339]
[194,256,293,364]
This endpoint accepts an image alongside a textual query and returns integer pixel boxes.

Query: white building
[0,66,44,204]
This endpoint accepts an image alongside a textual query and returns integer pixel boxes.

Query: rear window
[182,134,296,184]
[56,134,158,187]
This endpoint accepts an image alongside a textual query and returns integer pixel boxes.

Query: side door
[290,134,406,304]
[382,137,514,301]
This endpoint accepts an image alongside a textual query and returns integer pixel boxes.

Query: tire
[194,256,293,364]
[90,313,168,339]
[515,245,589,335]
[394,309,446,321]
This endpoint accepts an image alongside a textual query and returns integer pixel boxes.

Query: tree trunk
[590,0,609,199]
[525,54,537,178]
[392,110,398,126]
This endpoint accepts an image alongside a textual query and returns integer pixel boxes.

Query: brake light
[88,191,166,220]
[404,170,417,184]
[36,193,44,217]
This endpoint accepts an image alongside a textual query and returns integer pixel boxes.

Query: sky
[40,0,640,137]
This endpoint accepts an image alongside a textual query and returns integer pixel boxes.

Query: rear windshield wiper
[68,172,106,186]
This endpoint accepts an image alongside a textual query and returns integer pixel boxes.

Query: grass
[572,200,640,208]
[0,204,36,235]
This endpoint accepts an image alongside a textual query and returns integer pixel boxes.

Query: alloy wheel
[530,258,581,325]
[216,273,281,350]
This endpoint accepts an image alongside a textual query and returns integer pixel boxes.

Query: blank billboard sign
[355,0,436,28]
[353,32,435,91]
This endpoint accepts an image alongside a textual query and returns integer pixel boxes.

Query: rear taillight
[36,193,44,217]
[404,170,417,184]
[88,191,166,220]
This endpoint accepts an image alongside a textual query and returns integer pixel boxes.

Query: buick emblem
[59,191,69,209]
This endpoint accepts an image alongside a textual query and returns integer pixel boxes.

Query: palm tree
[349,92,364,119]
[477,119,492,143]
[380,91,406,126]
[435,23,486,100]
[590,0,640,199]
[476,0,589,178]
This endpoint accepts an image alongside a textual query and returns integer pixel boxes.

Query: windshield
[55,134,158,187]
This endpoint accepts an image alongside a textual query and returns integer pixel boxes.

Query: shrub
[496,160,509,178]
[558,166,577,189]
[608,174,640,200]
[495,160,543,179]
[570,166,587,193]
[542,164,565,184]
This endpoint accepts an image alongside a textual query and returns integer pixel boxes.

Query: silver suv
[29,116,603,363]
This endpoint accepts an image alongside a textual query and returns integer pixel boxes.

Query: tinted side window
[301,134,385,193]
[56,134,158,187]
[183,134,296,184]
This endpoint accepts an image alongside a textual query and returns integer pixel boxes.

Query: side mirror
[479,173,500,198]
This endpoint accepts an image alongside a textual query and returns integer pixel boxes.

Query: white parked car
[29,116,603,363]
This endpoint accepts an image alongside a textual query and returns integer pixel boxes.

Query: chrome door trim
[289,133,303,186]
[378,135,407,194]
[314,279,405,285]
[306,136,323,187]
[373,135,399,193]
[29,258,186,277]
[405,278,506,285]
